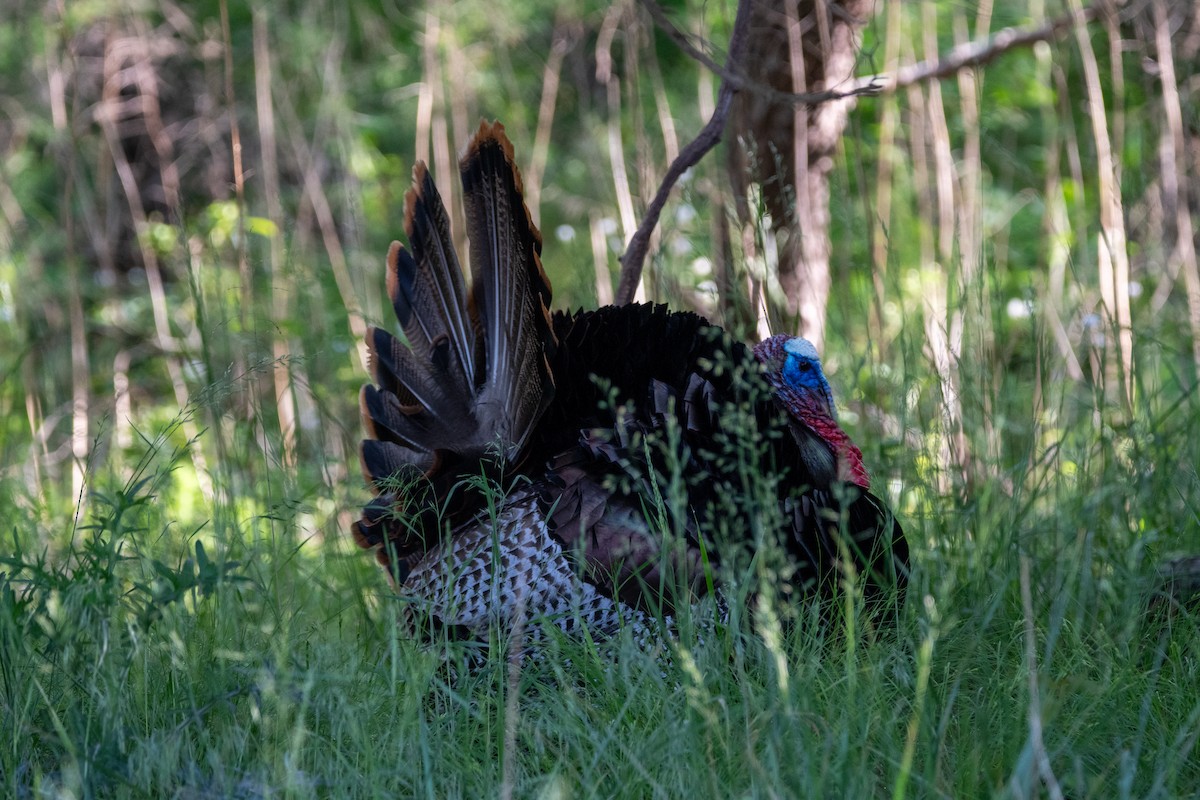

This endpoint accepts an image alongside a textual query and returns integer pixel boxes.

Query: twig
[525,16,574,223]
[616,0,753,304]
[598,2,638,260]
[620,1,1108,305]
[639,0,1107,106]
[854,2,1106,95]
[638,0,885,106]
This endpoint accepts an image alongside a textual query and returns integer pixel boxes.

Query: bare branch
[856,2,1106,94]
[639,0,884,106]
[641,0,1109,107]
[620,0,1109,307]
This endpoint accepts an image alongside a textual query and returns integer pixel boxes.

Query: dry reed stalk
[423,13,460,258]
[274,50,367,364]
[633,3,672,284]
[784,2,819,350]
[1034,15,1085,385]
[1069,0,1133,414]
[253,12,297,469]
[41,11,90,507]
[921,0,970,491]
[445,29,472,184]
[219,0,250,399]
[645,21,679,167]
[96,20,212,500]
[589,213,615,306]
[526,17,573,225]
[598,1,641,300]
[867,0,903,351]
[1052,64,1110,427]
[414,14,433,171]
[955,4,998,474]
[1151,0,1200,375]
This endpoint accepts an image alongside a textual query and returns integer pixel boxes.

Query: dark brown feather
[460,120,557,454]
[353,121,908,638]
[356,121,559,578]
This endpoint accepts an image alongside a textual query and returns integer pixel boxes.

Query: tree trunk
[729,0,872,350]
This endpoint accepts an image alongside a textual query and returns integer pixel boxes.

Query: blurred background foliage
[0,0,1198,578]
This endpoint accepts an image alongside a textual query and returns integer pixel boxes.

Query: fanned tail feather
[355,120,558,579]
[461,120,556,455]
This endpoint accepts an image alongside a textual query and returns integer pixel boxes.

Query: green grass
[2,361,1198,798]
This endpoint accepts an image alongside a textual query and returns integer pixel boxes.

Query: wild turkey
[352,121,907,643]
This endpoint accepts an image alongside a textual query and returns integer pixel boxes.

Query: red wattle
[753,335,871,489]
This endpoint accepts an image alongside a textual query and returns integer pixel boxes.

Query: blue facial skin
[781,338,837,420]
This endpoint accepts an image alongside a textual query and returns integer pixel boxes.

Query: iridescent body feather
[353,121,907,642]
